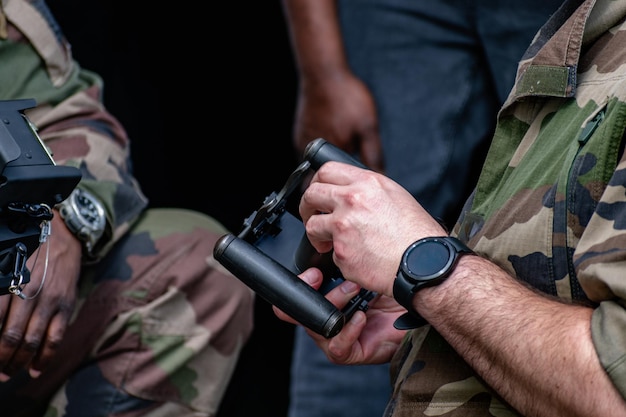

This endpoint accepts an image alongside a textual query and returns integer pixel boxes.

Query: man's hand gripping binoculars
[213,138,375,338]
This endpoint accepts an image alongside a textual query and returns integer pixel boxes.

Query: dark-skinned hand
[0,213,81,381]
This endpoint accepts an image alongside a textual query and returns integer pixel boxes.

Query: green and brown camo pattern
[386,0,626,415]
[0,1,255,415]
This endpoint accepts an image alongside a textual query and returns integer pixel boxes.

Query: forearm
[27,75,148,258]
[281,0,350,81]
[417,255,626,417]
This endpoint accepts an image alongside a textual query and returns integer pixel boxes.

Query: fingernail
[300,269,318,284]
[29,368,41,379]
[350,311,365,325]
[340,280,359,294]
[0,373,9,382]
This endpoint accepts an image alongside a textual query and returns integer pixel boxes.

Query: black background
[47,1,299,416]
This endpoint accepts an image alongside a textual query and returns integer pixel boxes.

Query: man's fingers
[30,309,67,376]
[326,310,366,363]
[273,270,363,329]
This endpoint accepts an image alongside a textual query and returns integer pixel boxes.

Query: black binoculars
[213,138,375,338]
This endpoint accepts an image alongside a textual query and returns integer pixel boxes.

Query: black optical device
[0,99,81,295]
[213,138,376,339]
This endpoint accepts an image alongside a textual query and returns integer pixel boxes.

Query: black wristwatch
[393,236,473,329]
[57,188,106,256]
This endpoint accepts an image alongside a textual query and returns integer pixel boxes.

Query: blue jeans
[288,1,564,416]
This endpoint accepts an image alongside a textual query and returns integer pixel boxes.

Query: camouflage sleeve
[578,150,626,400]
[0,0,148,259]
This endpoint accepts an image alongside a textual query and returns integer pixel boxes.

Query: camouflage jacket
[0,0,148,260]
[387,0,626,415]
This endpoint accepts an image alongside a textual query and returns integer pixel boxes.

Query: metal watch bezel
[57,188,106,254]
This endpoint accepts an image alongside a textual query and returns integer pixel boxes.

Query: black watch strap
[394,311,429,330]
[392,236,472,330]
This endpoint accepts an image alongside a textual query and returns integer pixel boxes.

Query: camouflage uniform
[385,0,626,415]
[0,0,254,416]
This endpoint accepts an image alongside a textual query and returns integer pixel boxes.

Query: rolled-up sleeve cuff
[591,301,626,399]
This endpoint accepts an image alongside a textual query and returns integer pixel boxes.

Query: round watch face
[402,238,455,282]
[57,188,106,256]
[394,237,472,324]
[75,190,104,227]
